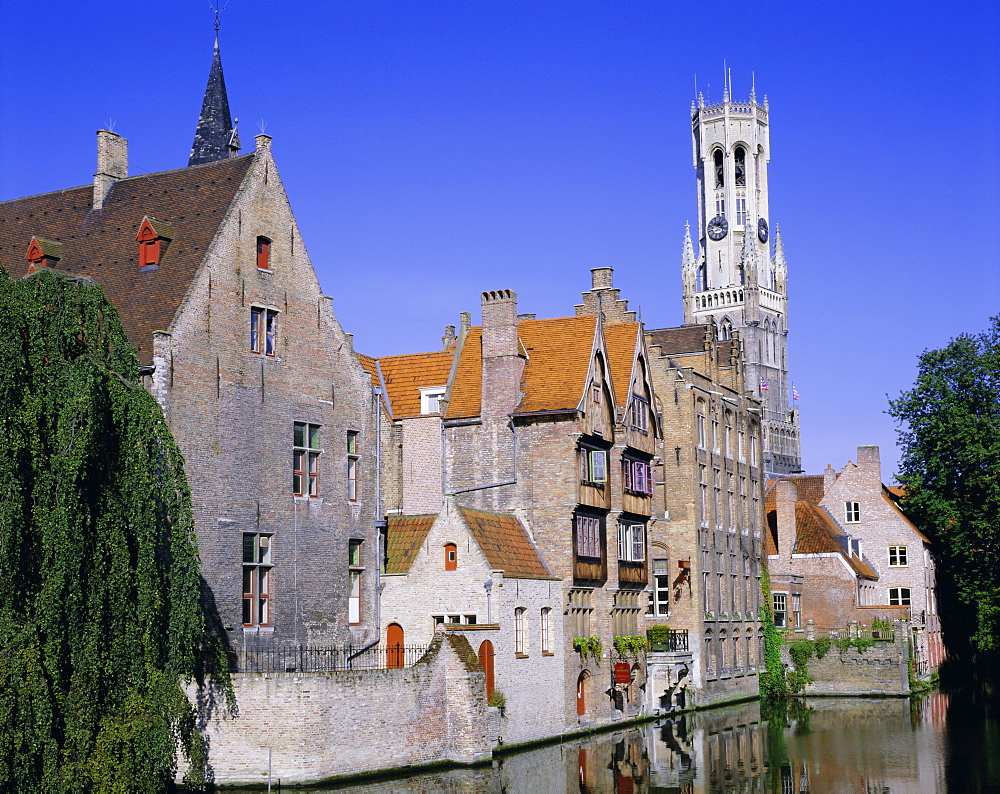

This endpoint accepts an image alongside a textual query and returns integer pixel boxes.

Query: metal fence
[648,629,689,653]
[240,643,430,673]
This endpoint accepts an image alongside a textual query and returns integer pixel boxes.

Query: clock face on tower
[758,217,769,243]
[707,215,729,241]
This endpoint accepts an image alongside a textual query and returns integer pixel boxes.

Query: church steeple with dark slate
[188,36,240,166]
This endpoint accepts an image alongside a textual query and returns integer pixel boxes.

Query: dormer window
[420,387,446,414]
[24,236,62,273]
[135,217,172,270]
[257,236,271,270]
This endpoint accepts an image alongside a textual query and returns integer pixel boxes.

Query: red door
[478,640,495,698]
[577,672,588,716]
[386,623,404,669]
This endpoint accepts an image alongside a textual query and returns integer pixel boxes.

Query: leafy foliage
[888,316,1000,668]
[0,270,229,791]
[645,624,672,645]
[572,636,603,660]
[758,564,788,700]
[612,635,649,657]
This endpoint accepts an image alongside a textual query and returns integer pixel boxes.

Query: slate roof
[446,315,598,420]
[378,351,453,419]
[646,325,709,356]
[0,155,255,365]
[603,322,642,406]
[457,507,552,579]
[385,514,438,574]
[189,39,237,166]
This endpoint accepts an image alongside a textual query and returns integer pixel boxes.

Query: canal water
[234,691,1000,792]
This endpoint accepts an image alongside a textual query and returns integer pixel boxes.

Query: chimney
[775,479,798,558]
[442,324,456,351]
[480,290,524,418]
[823,464,837,494]
[857,446,881,482]
[591,267,614,290]
[255,133,272,154]
[94,130,127,210]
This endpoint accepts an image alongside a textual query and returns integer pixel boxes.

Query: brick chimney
[823,463,837,494]
[480,290,524,418]
[591,267,614,290]
[857,445,881,480]
[442,324,456,351]
[775,479,798,558]
[94,130,127,210]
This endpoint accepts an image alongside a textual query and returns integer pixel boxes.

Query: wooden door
[386,623,404,669]
[478,640,495,698]
[577,672,588,716]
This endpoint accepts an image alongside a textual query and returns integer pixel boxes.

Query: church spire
[188,35,240,166]
[682,222,696,272]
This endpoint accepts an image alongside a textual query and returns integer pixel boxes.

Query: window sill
[243,625,274,633]
[515,653,529,659]
[257,268,274,275]
[541,651,554,657]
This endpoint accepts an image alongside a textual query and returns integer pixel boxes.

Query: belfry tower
[681,80,801,477]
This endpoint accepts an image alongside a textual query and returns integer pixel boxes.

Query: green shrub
[487,689,506,709]
[646,625,672,645]
[613,635,650,657]
[572,636,603,660]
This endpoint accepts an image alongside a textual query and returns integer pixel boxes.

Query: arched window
[714,149,725,188]
[514,607,527,656]
[256,236,272,270]
[577,671,590,716]
[734,146,746,187]
[444,543,457,571]
[540,607,554,654]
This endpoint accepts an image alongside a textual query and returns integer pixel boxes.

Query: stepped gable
[603,321,643,407]
[357,353,382,392]
[377,351,454,419]
[446,315,598,420]
[385,514,438,574]
[457,507,552,579]
[0,155,254,364]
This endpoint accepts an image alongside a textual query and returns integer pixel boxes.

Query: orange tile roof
[446,315,598,420]
[457,507,552,579]
[377,351,453,419]
[603,322,642,406]
[385,514,438,574]
[357,353,382,391]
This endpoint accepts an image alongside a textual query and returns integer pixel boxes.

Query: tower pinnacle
[188,36,240,166]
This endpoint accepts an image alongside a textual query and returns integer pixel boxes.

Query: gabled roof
[377,351,453,419]
[0,155,255,364]
[385,514,438,574]
[768,474,827,505]
[603,322,643,406]
[646,325,708,356]
[446,315,598,420]
[457,507,552,579]
[189,38,237,166]
[356,354,382,392]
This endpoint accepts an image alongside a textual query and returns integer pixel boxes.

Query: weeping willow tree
[0,268,230,791]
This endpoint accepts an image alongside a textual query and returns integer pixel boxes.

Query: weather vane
[208,0,231,33]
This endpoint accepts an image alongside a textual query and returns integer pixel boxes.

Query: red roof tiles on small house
[385,514,438,574]
[457,507,552,579]
[377,351,454,419]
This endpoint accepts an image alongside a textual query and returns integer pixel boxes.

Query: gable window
[626,395,649,433]
[617,521,645,563]
[772,593,787,628]
[243,533,272,627]
[293,422,321,497]
[889,587,911,606]
[347,432,359,501]
[888,546,908,567]
[580,447,607,485]
[845,501,861,523]
[514,607,527,656]
[647,559,670,616]
[420,387,446,414]
[349,539,363,624]
[575,514,602,560]
[444,543,457,571]
[256,236,272,270]
[592,381,602,404]
[135,217,171,270]
[540,608,554,654]
[622,457,654,496]
[250,307,278,356]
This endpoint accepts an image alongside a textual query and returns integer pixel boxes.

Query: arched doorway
[478,640,495,698]
[386,623,404,669]
[577,671,590,717]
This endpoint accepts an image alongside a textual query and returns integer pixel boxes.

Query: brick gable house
[0,47,379,658]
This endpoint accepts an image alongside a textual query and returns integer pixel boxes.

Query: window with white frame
[514,607,527,656]
[888,546,908,566]
[735,193,747,226]
[845,501,861,523]
[575,514,602,560]
[347,432,359,501]
[348,539,363,624]
[750,429,758,466]
[648,558,670,616]
[579,446,607,485]
[617,521,645,563]
[697,411,707,449]
[420,386,446,414]
[250,306,278,356]
[712,419,720,453]
[699,465,708,526]
[738,430,746,462]
[243,533,272,627]
[772,593,787,628]
[627,395,649,433]
[792,594,801,629]
[622,457,654,496]
[293,422,321,497]
[889,587,911,606]
[540,608,554,654]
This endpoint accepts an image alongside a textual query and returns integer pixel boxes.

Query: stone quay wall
[781,634,910,696]
[184,633,491,786]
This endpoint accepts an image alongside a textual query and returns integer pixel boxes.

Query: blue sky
[2,1,998,478]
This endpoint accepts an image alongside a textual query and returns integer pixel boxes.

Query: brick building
[765,446,943,674]
[0,40,380,657]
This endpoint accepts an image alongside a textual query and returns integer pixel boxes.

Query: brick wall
[401,416,444,514]
[182,632,489,785]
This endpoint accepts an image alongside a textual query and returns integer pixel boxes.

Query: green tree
[888,316,1000,673]
[0,269,230,791]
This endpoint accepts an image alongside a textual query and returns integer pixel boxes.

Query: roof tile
[457,507,551,579]
[385,514,438,574]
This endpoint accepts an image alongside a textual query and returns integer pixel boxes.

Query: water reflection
[235,690,1000,792]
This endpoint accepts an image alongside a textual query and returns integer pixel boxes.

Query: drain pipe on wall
[373,386,387,645]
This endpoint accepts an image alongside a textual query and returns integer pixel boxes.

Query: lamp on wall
[484,578,493,624]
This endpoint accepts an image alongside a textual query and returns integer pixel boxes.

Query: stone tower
[680,80,801,478]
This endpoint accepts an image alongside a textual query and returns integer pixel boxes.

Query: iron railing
[648,629,689,653]
[240,643,430,673]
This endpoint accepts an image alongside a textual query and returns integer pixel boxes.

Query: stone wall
[185,633,490,786]
[781,635,910,696]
